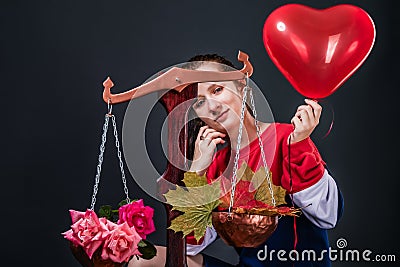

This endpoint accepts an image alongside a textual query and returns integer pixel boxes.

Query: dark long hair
[185,54,236,162]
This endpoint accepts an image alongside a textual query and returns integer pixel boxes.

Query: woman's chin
[213,120,233,134]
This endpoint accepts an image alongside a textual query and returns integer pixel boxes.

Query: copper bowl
[212,211,278,247]
[69,242,127,267]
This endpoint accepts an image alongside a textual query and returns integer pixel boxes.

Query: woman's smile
[214,109,229,122]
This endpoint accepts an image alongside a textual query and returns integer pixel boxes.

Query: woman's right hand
[189,125,226,175]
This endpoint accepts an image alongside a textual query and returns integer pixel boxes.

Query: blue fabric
[203,253,235,267]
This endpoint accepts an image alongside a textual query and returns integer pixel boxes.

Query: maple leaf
[164,179,221,241]
[217,162,287,208]
[164,164,290,241]
[252,167,287,206]
[182,172,208,187]
[218,163,260,208]
[226,162,287,206]
[236,162,256,182]
[219,180,256,209]
[164,180,221,208]
[168,201,220,241]
[234,206,302,217]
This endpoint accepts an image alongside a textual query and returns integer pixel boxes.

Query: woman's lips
[215,110,229,122]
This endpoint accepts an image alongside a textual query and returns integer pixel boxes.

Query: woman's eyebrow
[197,83,224,98]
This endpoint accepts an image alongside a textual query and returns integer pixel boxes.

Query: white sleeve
[186,227,217,256]
[292,169,339,229]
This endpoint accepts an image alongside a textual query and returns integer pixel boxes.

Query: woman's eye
[194,99,205,108]
[213,87,223,94]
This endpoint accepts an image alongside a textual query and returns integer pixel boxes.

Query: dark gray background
[3,0,398,266]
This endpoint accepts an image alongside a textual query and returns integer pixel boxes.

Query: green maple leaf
[164,179,221,208]
[164,179,221,241]
[182,172,208,187]
[168,201,220,241]
[253,167,287,206]
[236,162,255,182]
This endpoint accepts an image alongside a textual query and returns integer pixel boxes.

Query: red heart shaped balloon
[263,4,375,99]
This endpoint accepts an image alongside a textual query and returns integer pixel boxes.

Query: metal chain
[228,74,277,214]
[111,114,130,203]
[249,88,276,207]
[90,114,110,210]
[89,111,130,211]
[228,80,249,215]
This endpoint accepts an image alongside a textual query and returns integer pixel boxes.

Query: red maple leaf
[219,179,256,209]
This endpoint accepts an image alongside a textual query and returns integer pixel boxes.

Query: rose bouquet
[62,199,157,267]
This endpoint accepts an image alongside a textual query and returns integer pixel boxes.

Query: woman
[131,54,343,267]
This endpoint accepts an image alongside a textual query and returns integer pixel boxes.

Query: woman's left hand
[289,99,322,144]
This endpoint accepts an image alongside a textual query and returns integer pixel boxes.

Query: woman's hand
[289,99,322,144]
[189,125,226,175]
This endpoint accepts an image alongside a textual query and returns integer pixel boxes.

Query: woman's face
[192,62,244,133]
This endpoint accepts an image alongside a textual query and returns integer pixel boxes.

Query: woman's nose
[207,98,221,114]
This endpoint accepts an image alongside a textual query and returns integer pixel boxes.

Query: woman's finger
[212,137,226,146]
[298,109,311,127]
[304,105,315,122]
[202,128,217,137]
[201,128,227,141]
[203,131,226,140]
[198,126,217,141]
[197,126,209,140]
[291,116,302,130]
[307,100,322,122]
[297,104,314,119]
[305,99,322,121]
[201,137,213,146]
[295,109,311,126]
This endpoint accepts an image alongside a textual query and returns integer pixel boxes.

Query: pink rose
[118,199,155,239]
[101,221,142,263]
[62,209,109,259]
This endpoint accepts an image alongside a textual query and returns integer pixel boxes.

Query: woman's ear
[236,79,247,94]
